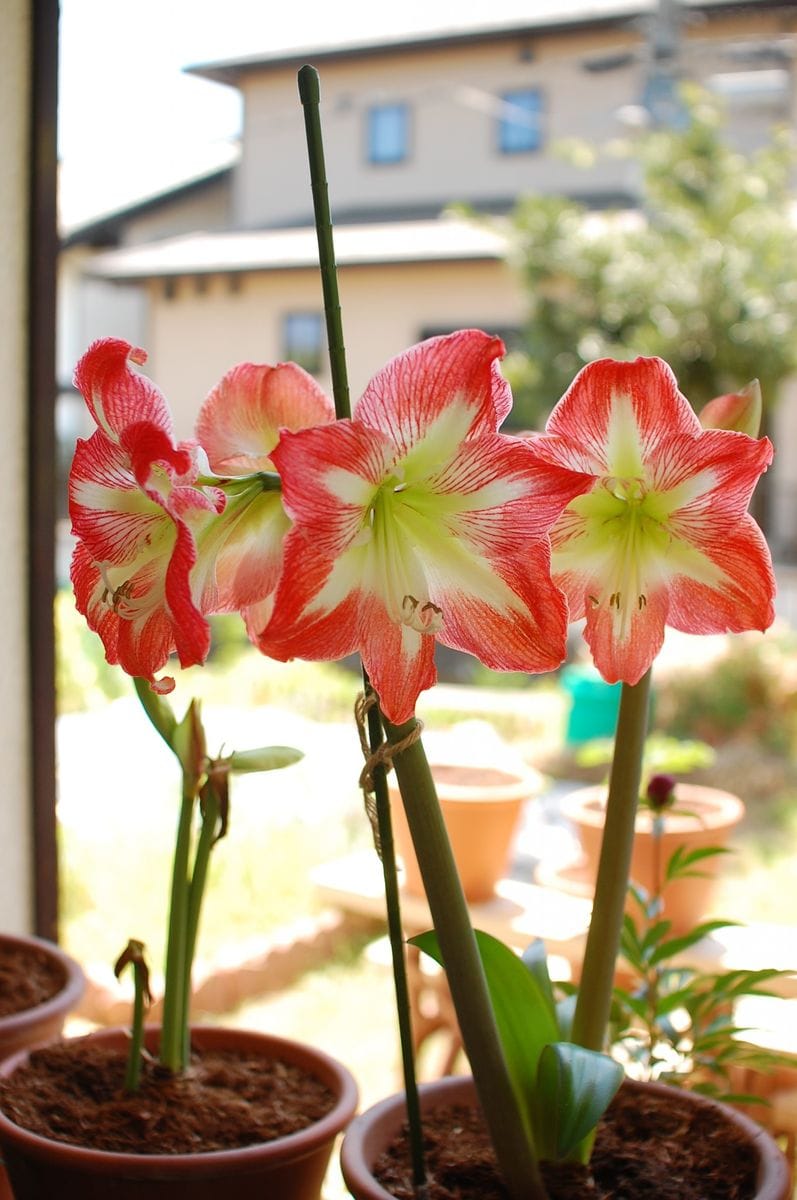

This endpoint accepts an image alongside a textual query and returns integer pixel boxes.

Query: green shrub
[654,632,797,756]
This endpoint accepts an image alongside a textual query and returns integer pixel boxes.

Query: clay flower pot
[340,1075,792,1200]
[0,933,85,1060]
[556,783,745,933]
[0,1025,358,1199]
[389,762,537,903]
[0,935,85,1200]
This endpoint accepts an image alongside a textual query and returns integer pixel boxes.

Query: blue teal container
[561,665,622,744]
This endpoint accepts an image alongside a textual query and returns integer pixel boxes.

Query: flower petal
[543,357,702,476]
[355,330,512,451]
[582,585,670,685]
[358,594,437,724]
[666,516,775,637]
[435,540,571,676]
[196,361,334,475]
[193,490,290,613]
[74,339,180,447]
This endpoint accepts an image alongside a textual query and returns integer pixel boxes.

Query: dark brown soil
[0,943,65,1017]
[374,1084,760,1199]
[0,1038,335,1154]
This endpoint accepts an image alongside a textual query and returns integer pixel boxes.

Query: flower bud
[646,773,677,812]
[698,380,762,438]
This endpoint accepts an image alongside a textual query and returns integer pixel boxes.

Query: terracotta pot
[556,783,745,933]
[340,1075,792,1200]
[0,935,84,1200]
[0,1025,358,1199]
[0,933,85,1061]
[389,762,536,903]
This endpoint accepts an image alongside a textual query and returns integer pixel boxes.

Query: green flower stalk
[132,677,301,1079]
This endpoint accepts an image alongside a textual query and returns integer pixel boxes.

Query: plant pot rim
[561,782,745,834]
[389,761,540,804]
[0,933,85,1039]
[0,1024,359,1178]
[340,1075,792,1200]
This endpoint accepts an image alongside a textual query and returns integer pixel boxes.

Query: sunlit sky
[57,0,647,228]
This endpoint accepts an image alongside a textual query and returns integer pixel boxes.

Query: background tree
[504,87,797,442]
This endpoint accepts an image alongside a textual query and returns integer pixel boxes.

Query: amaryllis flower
[69,339,224,693]
[253,330,590,723]
[534,356,775,684]
[193,362,334,633]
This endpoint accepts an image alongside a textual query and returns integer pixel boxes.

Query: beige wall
[58,246,148,386]
[233,12,795,230]
[122,179,232,247]
[235,33,641,229]
[141,257,525,436]
[0,0,33,932]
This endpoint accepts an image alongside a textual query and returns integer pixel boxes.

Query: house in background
[59,0,797,564]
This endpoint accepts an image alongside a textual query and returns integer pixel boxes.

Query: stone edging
[76,909,380,1026]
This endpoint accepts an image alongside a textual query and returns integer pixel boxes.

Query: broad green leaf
[522,938,556,1015]
[227,746,303,773]
[555,992,578,1040]
[411,929,559,1147]
[535,1043,624,1162]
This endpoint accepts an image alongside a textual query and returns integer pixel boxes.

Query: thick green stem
[365,688,426,1189]
[384,716,546,1200]
[572,670,653,1052]
[159,783,196,1072]
[177,784,221,1066]
[298,65,350,420]
[185,785,220,989]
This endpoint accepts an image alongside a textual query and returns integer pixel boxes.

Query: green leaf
[227,746,303,773]
[639,919,673,961]
[556,992,578,1040]
[615,991,651,1022]
[411,929,559,1146]
[522,939,556,1015]
[535,1043,624,1162]
[648,920,736,966]
[665,844,731,882]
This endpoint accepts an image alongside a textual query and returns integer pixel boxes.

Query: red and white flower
[193,361,334,633]
[69,339,224,693]
[534,357,775,684]
[255,330,589,723]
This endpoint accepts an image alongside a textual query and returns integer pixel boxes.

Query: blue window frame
[497,89,543,154]
[283,312,323,374]
[366,103,409,165]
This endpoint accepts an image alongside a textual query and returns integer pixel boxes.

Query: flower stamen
[401,594,443,635]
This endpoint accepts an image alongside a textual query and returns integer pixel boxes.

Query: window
[283,312,323,374]
[366,103,409,165]
[497,89,543,154]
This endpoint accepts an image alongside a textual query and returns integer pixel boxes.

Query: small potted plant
[0,344,358,1198]
[557,734,745,932]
